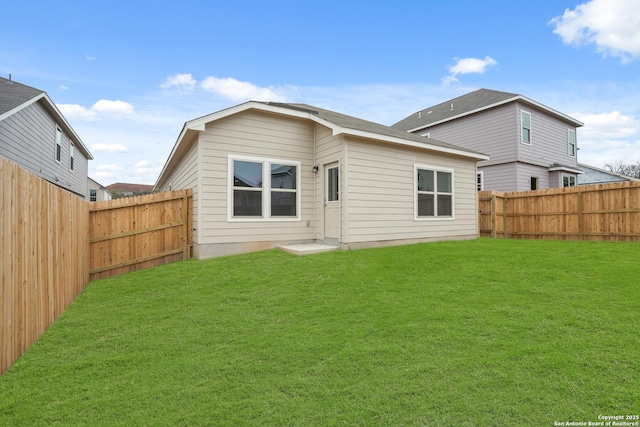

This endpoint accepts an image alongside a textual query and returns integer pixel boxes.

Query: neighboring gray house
[393,88,584,192]
[87,177,113,202]
[0,76,92,198]
[577,163,639,185]
[155,101,488,259]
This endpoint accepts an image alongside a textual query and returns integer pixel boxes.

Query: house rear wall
[344,137,479,245]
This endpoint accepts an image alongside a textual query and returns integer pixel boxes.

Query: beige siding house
[393,89,584,192]
[155,102,488,258]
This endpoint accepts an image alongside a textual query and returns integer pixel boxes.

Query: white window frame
[521,110,532,145]
[567,129,576,157]
[414,163,455,221]
[55,127,62,163]
[69,142,75,171]
[477,171,484,191]
[227,154,301,222]
[562,174,576,188]
[89,189,97,202]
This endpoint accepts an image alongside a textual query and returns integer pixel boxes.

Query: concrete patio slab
[278,243,339,256]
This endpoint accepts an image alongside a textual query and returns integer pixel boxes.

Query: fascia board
[549,166,583,174]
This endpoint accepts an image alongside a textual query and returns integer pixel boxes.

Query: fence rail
[479,181,640,241]
[89,189,192,281]
[1,158,193,375]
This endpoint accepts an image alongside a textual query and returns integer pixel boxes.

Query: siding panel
[344,138,478,243]
[198,110,315,245]
[0,102,88,197]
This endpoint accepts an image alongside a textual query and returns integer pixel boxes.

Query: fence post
[577,187,584,240]
[491,192,497,239]
[182,192,189,260]
[503,196,509,239]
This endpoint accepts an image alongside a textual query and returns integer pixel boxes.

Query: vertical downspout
[313,124,317,241]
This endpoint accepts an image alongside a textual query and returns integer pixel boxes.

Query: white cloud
[92,100,134,115]
[443,56,497,84]
[573,111,639,139]
[58,100,134,121]
[200,76,289,102]
[85,55,96,62]
[135,160,150,168]
[58,103,98,121]
[91,143,129,152]
[92,171,114,180]
[96,164,122,171]
[549,0,640,63]
[160,73,197,91]
[572,111,640,167]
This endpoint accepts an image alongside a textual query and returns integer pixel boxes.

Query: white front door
[324,164,340,239]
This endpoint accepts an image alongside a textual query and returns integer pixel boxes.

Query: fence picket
[479,181,640,241]
[1,158,192,375]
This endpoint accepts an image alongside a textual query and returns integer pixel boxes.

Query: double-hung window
[567,129,576,157]
[229,155,300,221]
[521,111,532,145]
[69,143,75,171]
[55,127,62,162]
[415,164,454,219]
[562,174,576,187]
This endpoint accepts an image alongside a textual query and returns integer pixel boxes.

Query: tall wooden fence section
[479,181,640,241]
[1,158,90,375]
[89,189,192,281]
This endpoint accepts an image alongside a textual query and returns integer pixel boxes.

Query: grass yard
[0,238,639,426]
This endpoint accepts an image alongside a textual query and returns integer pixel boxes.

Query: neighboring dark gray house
[0,76,93,198]
[393,88,584,192]
[577,163,639,185]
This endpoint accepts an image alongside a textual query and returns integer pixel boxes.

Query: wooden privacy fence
[479,181,640,241]
[1,158,193,375]
[89,189,192,281]
[1,158,90,375]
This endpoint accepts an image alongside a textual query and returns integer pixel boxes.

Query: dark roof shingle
[0,77,45,116]
[391,88,518,132]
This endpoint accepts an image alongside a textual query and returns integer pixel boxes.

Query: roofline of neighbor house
[0,91,93,160]
[155,101,489,190]
[406,95,584,134]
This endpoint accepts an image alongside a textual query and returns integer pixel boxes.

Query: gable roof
[0,76,93,159]
[106,182,155,193]
[577,163,640,182]
[156,101,489,189]
[392,88,584,133]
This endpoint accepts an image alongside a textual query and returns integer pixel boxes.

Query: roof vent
[418,111,421,118]
[450,103,454,111]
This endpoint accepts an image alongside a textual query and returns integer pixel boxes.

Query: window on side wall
[477,171,484,191]
[415,164,454,220]
[562,174,576,187]
[531,177,539,190]
[229,155,301,221]
[568,129,576,157]
[521,111,532,145]
[90,189,97,202]
[69,143,75,171]
[55,127,62,162]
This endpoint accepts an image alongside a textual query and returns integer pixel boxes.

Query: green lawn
[1,239,639,426]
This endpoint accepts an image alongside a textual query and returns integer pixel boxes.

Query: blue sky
[2,0,639,185]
